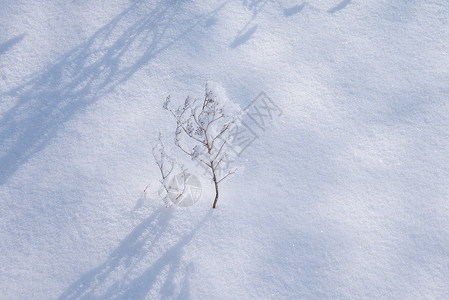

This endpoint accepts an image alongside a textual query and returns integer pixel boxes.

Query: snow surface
[1,0,449,299]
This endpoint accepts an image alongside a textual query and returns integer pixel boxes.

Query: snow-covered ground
[1,0,449,299]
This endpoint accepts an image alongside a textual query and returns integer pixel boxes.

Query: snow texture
[1,0,449,299]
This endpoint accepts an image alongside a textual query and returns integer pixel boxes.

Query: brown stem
[211,162,219,208]
[212,178,219,209]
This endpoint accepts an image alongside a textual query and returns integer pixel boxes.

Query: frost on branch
[151,133,187,207]
[163,83,243,208]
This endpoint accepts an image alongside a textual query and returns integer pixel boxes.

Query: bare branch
[174,114,206,146]
[175,141,193,156]
[210,117,238,150]
[217,169,236,184]
[159,84,242,208]
[212,140,227,163]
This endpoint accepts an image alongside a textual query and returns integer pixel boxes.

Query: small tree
[163,84,242,208]
[151,133,187,207]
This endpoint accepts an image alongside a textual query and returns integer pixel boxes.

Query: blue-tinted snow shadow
[230,25,258,48]
[283,3,306,17]
[328,0,351,14]
[230,0,269,48]
[0,34,26,56]
[0,1,227,185]
[231,0,305,48]
[232,118,357,297]
[58,206,210,299]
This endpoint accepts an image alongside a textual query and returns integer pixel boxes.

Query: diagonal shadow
[328,0,351,14]
[232,0,306,48]
[283,3,306,17]
[231,0,270,48]
[0,0,227,185]
[58,207,170,300]
[0,34,26,56]
[59,206,211,299]
[230,24,258,48]
[106,211,210,300]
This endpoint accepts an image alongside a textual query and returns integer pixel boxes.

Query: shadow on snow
[0,34,26,56]
[59,207,211,299]
[0,0,226,185]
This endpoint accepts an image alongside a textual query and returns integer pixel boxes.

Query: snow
[1,0,449,299]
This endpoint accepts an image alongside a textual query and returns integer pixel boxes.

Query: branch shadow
[230,25,258,49]
[328,0,351,14]
[0,0,226,185]
[283,3,306,17]
[59,205,211,299]
[230,0,270,48]
[232,0,353,48]
[232,0,306,48]
[0,34,26,56]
